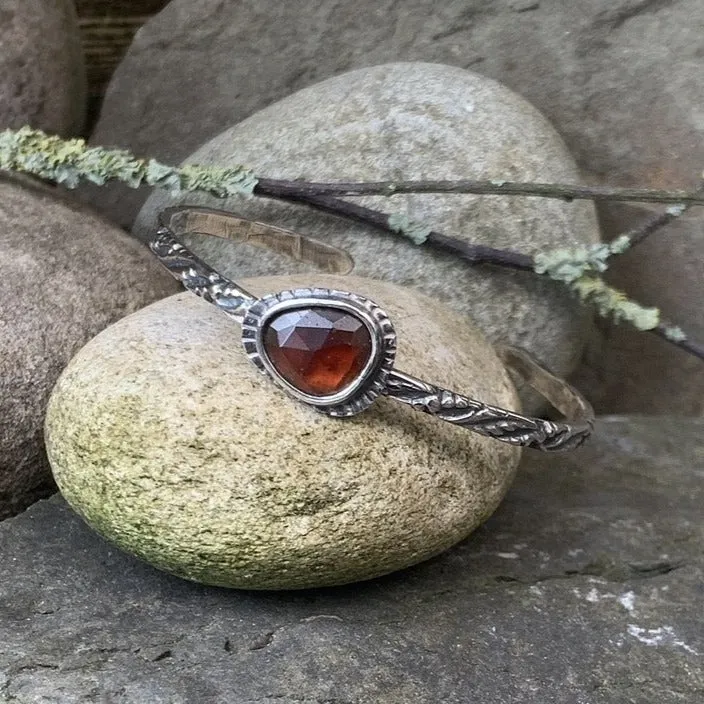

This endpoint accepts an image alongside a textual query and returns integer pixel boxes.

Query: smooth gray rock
[0,177,178,520]
[0,0,86,135]
[1,417,702,703]
[87,0,704,416]
[134,63,599,398]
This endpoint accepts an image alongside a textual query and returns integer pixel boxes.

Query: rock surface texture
[45,275,521,589]
[0,177,177,520]
[0,0,86,134]
[89,0,704,415]
[2,417,702,702]
[134,63,599,396]
[90,0,702,222]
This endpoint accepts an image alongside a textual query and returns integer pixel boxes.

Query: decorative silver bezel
[241,288,397,416]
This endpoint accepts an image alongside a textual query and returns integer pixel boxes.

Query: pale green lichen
[0,126,258,197]
[533,237,665,327]
[534,237,634,283]
[662,325,687,342]
[665,204,687,217]
[388,213,432,245]
[571,277,661,330]
[608,234,632,255]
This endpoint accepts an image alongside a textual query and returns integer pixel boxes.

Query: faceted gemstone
[262,307,372,396]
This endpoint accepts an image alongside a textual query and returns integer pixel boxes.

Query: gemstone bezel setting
[241,288,397,416]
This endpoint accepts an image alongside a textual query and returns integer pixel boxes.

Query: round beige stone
[46,274,522,589]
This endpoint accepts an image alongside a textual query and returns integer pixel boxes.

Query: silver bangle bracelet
[148,206,594,452]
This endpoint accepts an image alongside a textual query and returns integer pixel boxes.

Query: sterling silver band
[149,206,594,452]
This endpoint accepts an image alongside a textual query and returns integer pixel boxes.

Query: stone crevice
[0,636,188,689]
[592,0,679,32]
[493,558,688,585]
[408,559,689,600]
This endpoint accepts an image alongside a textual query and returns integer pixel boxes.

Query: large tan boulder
[46,274,522,589]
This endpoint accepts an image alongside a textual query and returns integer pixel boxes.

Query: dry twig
[256,176,704,206]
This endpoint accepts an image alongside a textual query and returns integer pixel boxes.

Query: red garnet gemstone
[262,307,373,396]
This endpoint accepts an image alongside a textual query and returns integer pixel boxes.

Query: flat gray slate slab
[1,417,702,703]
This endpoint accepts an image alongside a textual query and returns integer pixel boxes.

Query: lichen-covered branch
[0,126,702,363]
[533,241,677,334]
[533,237,632,282]
[279,192,535,270]
[610,180,704,255]
[387,213,432,245]
[569,278,660,330]
[3,127,703,207]
[275,192,703,362]
[531,236,642,310]
[0,126,258,197]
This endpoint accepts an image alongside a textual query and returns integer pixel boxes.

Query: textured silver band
[149,206,594,452]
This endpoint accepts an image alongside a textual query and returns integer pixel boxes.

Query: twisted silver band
[149,206,594,452]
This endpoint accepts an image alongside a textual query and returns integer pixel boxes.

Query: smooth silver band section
[150,206,594,452]
[151,207,354,323]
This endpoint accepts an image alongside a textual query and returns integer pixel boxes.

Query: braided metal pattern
[149,228,256,323]
[385,371,593,451]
